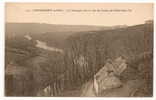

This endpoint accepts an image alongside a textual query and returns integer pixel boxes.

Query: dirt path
[80,79,144,97]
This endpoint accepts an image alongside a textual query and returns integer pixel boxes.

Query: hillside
[65,23,153,96]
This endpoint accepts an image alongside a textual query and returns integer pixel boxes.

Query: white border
[2,0,156,3]
[0,0,155,100]
[0,0,5,98]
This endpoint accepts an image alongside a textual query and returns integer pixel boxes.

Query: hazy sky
[6,3,153,26]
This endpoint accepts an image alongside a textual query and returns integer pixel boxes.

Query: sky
[6,3,153,26]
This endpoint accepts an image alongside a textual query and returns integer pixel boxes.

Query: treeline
[64,23,153,82]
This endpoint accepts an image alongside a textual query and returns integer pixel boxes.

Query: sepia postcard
[5,3,154,97]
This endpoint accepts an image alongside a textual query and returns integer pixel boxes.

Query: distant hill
[6,23,127,38]
[5,23,127,48]
[5,23,102,36]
